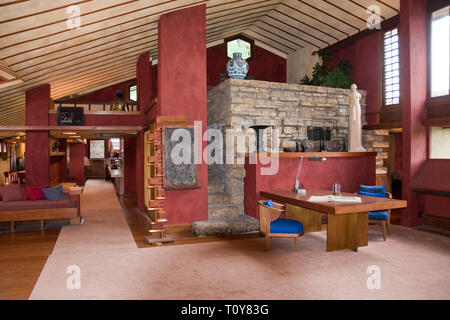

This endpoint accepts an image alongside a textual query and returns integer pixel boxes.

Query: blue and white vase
[226,52,249,79]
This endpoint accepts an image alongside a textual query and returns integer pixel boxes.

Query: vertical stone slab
[25,84,50,186]
[399,0,428,227]
[158,4,208,223]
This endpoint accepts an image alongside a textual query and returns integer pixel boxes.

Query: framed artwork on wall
[90,140,105,159]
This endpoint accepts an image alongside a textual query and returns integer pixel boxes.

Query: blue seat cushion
[263,200,274,208]
[358,190,386,198]
[369,210,389,221]
[42,185,68,201]
[360,184,386,194]
[270,219,303,234]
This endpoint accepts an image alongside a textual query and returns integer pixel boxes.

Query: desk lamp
[293,156,306,195]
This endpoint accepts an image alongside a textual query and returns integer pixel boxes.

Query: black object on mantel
[249,125,270,152]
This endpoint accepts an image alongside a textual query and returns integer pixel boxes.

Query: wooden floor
[0,229,60,300]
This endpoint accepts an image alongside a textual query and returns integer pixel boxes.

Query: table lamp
[293,156,306,195]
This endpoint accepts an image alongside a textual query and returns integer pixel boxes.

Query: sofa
[0,184,82,232]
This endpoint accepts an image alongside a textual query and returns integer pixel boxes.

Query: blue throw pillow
[263,200,274,208]
[42,185,68,201]
[358,190,386,198]
[360,185,386,194]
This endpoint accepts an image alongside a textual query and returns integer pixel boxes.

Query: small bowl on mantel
[283,147,297,153]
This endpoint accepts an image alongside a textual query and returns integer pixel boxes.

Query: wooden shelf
[246,152,377,159]
[49,152,65,156]
[362,122,402,130]
[423,117,450,127]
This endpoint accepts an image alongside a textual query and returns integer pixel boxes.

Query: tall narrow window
[383,28,400,106]
[129,84,137,102]
[430,6,449,98]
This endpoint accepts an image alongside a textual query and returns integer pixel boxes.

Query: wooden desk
[260,190,407,252]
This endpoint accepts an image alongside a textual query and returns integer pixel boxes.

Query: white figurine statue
[348,84,366,152]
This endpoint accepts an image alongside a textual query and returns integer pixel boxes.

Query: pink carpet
[30,180,450,300]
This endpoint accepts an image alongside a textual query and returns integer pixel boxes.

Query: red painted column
[136,131,145,211]
[25,84,50,186]
[158,4,208,224]
[400,0,428,227]
[137,51,152,122]
[124,137,137,196]
[58,139,67,182]
[69,143,85,186]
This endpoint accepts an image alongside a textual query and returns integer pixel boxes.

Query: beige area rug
[51,179,137,255]
[30,220,450,299]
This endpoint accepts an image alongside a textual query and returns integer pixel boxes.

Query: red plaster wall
[62,80,136,104]
[158,4,208,224]
[124,137,137,196]
[400,0,428,227]
[244,156,376,218]
[136,131,145,211]
[25,84,50,125]
[69,143,85,186]
[326,32,382,125]
[58,139,67,182]
[25,85,50,187]
[137,52,152,122]
[207,43,287,86]
[394,133,402,170]
[25,131,50,187]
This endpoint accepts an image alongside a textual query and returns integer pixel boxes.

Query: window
[227,38,251,60]
[383,28,400,106]
[129,84,137,102]
[430,127,450,159]
[430,6,449,98]
[110,138,121,151]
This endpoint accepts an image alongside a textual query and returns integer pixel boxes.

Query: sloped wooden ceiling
[0,0,399,125]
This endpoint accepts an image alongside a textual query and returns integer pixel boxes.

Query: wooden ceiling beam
[256,19,324,48]
[249,26,303,51]
[293,0,361,33]
[268,10,339,42]
[3,23,158,64]
[244,29,296,53]
[10,33,158,71]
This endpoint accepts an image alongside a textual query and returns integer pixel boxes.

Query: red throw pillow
[26,186,48,201]
[20,186,28,200]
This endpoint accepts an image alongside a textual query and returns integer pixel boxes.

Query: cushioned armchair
[259,200,304,251]
[358,185,392,241]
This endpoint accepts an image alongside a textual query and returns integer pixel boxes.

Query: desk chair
[259,200,304,251]
[358,185,392,241]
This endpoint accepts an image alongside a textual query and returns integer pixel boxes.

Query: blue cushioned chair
[259,200,304,251]
[358,185,392,241]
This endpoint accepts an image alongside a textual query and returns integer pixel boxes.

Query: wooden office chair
[259,200,304,251]
[358,185,392,241]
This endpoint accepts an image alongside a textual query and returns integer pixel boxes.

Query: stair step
[208,174,221,183]
[208,194,230,205]
[149,229,165,233]
[192,214,260,236]
[208,205,239,219]
[208,183,225,193]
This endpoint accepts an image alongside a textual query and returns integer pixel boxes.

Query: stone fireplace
[193,79,389,235]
